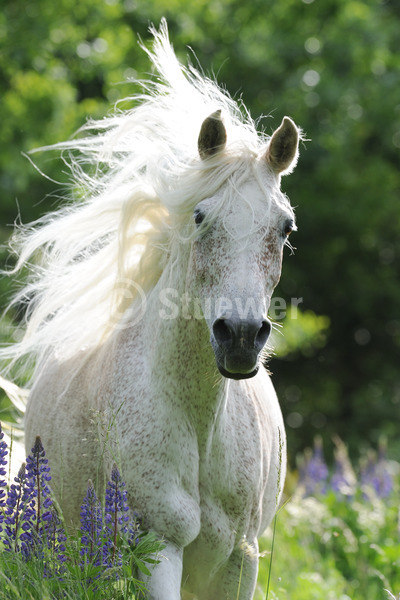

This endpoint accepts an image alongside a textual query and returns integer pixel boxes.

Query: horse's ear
[198,110,227,160]
[266,117,299,175]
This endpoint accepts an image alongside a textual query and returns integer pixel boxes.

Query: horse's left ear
[198,110,227,160]
[266,116,300,175]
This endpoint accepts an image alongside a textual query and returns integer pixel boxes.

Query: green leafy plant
[257,438,400,600]
[0,422,164,600]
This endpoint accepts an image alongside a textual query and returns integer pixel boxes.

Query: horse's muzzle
[211,317,271,380]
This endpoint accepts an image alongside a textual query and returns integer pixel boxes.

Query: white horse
[2,21,301,600]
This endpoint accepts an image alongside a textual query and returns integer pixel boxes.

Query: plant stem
[265,515,277,600]
[236,550,245,600]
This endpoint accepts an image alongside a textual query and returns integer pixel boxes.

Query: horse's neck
[144,268,228,423]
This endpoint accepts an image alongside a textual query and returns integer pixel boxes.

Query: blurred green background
[1,0,399,464]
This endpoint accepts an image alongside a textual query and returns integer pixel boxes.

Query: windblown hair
[1,20,273,380]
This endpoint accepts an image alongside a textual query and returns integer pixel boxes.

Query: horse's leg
[205,542,259,600]
[137,539,183,600]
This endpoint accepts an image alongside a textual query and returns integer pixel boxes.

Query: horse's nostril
[213,319,233,349]
[255,320,271,349]
[213,318,271,351]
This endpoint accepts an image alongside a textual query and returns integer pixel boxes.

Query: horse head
[190,112,300,380]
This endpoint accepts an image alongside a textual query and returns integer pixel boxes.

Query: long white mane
[1,20,272,380]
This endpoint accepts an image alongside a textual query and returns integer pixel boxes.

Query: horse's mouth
[217,363,259,380]
[212,345,261,380]
[210,317,269,381]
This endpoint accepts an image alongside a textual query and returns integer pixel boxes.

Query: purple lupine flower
[0,422,8,531]
[375,441,394,498]
[126,511,141,548]
[25,436,53,534]
[80,479,104,568]
[42,505,68,578]
[361,442,393,499]
[104,463,130,567]
[46,506,67,560]
[298,436,329,497]
[3,462,36,557]
[7,435,68,571]
[331,459,354,498]
[331,435,357,499]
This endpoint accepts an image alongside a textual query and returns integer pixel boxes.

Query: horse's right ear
[266,116,300,175]
[198,110,227,160]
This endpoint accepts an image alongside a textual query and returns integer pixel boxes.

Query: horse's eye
[194,209,205,226]
[283,220,294,238]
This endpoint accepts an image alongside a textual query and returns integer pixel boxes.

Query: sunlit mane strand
[1,19,272,378]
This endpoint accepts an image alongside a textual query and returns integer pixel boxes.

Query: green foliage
[256,438,399,600]
[0,425,165,600]
[0,529,163,600]
[1,0,400,460]
[257,488,400,600]
[272,309,330,358]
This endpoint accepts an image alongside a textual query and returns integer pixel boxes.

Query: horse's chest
[199,422,266,536]
[181,428,265,590]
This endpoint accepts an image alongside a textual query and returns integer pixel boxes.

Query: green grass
[2,486,398,600]
[256,487,400,600]
[1,423,399,599]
